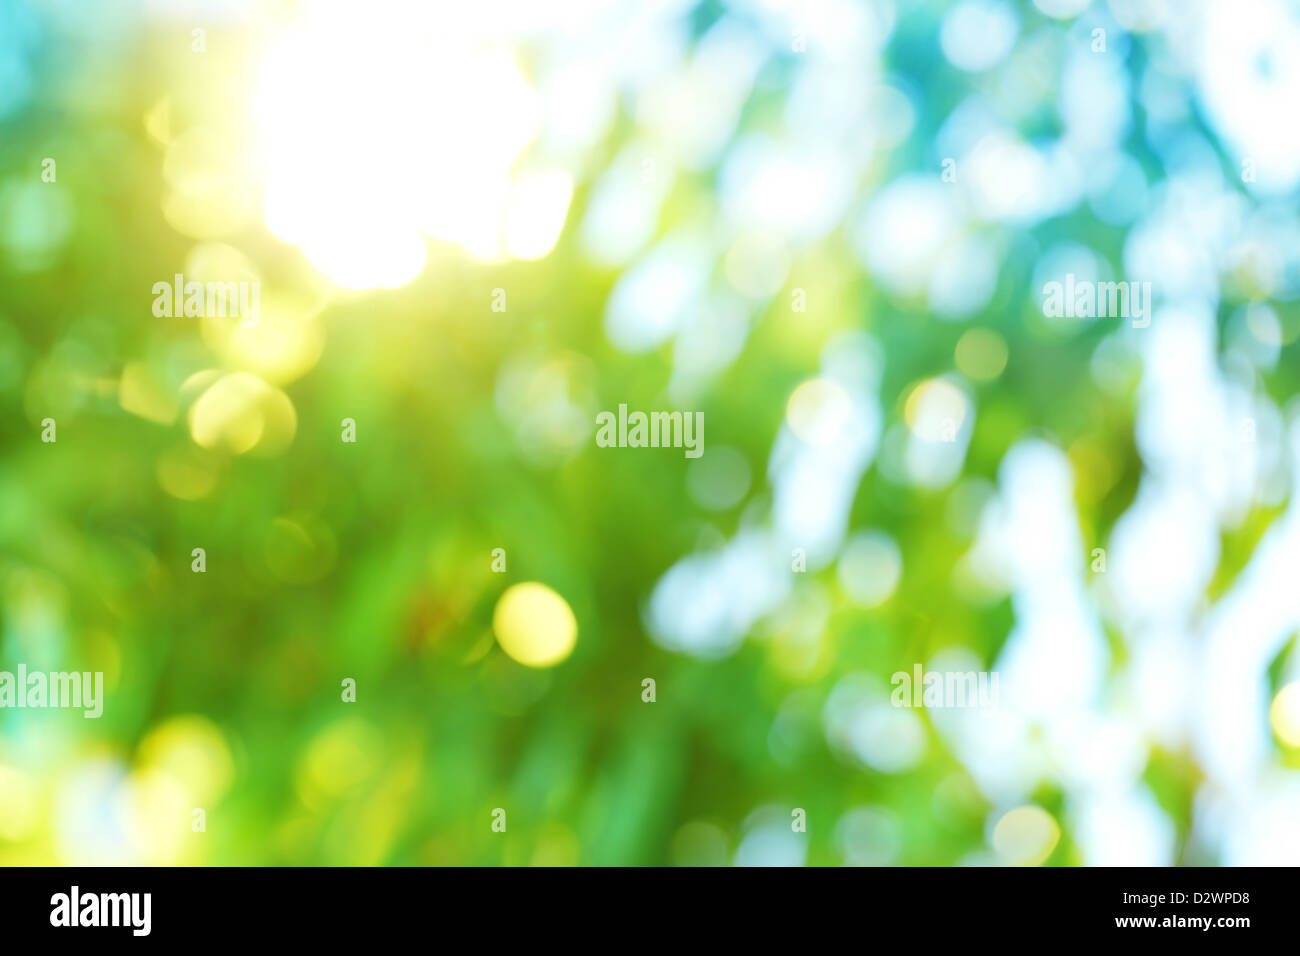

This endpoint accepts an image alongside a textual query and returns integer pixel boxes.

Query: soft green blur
[2,0,1300,867]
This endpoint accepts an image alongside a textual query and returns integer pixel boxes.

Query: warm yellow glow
[493,582,578,668]
[143,96,172,146]
[786,378,851,445]
[126,767,192,865]
[904,377,968,440]
[296,720,382,810]
[162,127,256,239]
[0,765,39,841]
[136,715,235,807]
[189,372,297,455]
[1270,682,1300,747]
[198,284,325,387]
[252,8,569,287]
[185,242,258,288]
[121,716,236,865]
[993,805,1060,866]
[180,368,223,398]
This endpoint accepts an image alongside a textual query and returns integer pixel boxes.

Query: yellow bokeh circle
[1270,682,1300,747]
[992,805,1060,866]
[493,583,577,668]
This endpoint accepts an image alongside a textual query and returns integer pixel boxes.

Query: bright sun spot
[252,2,570,289]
